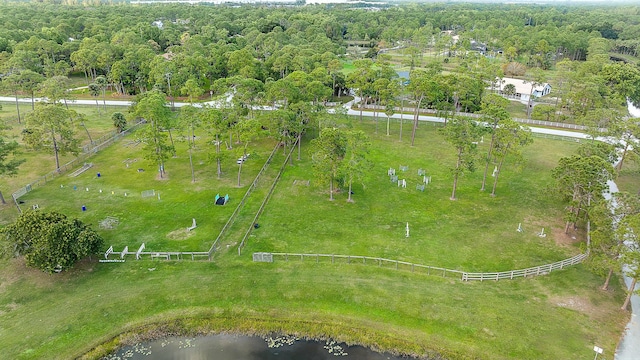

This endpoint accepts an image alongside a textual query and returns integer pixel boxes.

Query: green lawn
[505,99,528,119]
[0,114,632,360]
[0,102,128,224]
[616,158,640,194]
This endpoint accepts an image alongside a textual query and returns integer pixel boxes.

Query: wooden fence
[532,132,584,143]
[103,247,209,262]
[11,120,144,206]
[256,252,588,281]
[237,140,298,255]
[207,143,281,258]
[361,104,594,132]
[462,253,588,281]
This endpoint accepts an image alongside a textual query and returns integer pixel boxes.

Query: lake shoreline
[80,315,433,360]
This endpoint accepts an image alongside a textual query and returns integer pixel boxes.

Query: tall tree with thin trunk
[552,155,614,234]
[327,59,342,98]
[479,94,511,191]
[235,118,261,187]
[408,68,441,146]
[620,213,640,311]
[18,70,45,111]
[181,78,204,106]
[0,132,25,204]
[311,127,347,201]
[23,104,79,172]
[132,91,174,179]
[95,75,108,112]
[487,120,533,197]
[1,73,23,124]
[610,117,640,175]
[439,116,482,200]
[201,106,230,179]
[72,112,93,146]
[588,193,639,291]
[346,59,374,122]
[408,70,429,146]
[340,130,372,202]
[38,76,69,106]
[178,105,201,183]
[88,83,101,112]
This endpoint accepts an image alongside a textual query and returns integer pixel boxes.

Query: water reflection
[105,334,412,360]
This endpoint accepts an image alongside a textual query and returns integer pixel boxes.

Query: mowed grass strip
[0,256,628,360]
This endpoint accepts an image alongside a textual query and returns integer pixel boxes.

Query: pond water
[105,334,413,360]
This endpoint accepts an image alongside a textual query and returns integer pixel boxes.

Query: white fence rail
[260,252,588,281]
[361,104,592,131]
[207,142,281,258]
[104,246,210,261]
[462,253,588,281]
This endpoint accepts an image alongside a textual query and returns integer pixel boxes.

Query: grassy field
[617,158,640,194]
[0,113,632,360]
[0,101,126,223]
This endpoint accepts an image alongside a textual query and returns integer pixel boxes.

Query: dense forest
[0,3,640,143]
[0,3,639,120]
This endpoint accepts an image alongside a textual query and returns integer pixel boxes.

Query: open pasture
[0,114,630,360]
[247,120,582,272]
[13,130,277,253]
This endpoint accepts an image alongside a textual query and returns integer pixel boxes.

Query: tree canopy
[1,210,103,273]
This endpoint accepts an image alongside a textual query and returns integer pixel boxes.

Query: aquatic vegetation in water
[324,340,348,356]
[264,334,299,348]
[101,342,151,359]
[177,338,196,349]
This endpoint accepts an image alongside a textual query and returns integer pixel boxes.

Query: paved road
[0,94,233,108]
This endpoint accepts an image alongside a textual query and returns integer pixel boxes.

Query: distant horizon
[127,0,640,4]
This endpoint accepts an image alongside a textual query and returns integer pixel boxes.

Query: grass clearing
[0,113,632,360]
[616,158,640,194]
[0,102,130,224]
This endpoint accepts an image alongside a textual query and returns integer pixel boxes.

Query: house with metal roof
[494,77,551,102]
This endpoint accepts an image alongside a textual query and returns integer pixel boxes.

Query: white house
[494,77,551,102]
